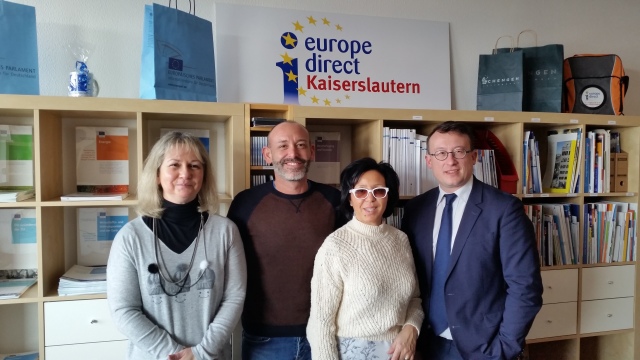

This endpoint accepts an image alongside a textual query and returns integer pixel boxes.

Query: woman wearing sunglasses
[307,157,423,360]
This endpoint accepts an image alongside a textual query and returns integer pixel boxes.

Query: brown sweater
[227,180,344,337]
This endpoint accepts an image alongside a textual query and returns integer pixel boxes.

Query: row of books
[523,128,624,195]
[583,202,637,264]
[584,129,621,193]
[383,128,436,196]
[522,131,542,194]
[251,174,274,187]
[250,135,269,166]
[474,149,499,189]
[525,201,638,266]
[525,203,580,266]
[385,207,404,229]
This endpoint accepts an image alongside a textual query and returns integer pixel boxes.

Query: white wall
[10,0,640,114]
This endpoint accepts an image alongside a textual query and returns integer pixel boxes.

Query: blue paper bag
[140,3,217,101]
[0,1,40,95]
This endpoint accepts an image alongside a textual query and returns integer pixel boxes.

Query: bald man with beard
[227,121,346,360]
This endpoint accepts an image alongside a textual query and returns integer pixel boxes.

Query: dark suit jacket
[402,178,543,360]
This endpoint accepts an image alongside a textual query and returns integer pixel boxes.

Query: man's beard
[273,157,311,181]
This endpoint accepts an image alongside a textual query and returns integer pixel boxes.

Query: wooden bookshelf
[0,95,638,359]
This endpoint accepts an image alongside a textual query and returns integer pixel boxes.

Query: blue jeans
[242,331,311,360]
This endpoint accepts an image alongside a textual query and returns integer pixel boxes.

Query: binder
[610,152,628,192]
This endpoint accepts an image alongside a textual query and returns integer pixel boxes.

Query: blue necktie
[429,193,457,335]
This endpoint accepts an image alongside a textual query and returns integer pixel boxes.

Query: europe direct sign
[215,4,451,109]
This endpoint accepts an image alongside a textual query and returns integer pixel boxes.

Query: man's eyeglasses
[429,148,472,161]
[349,187,389,199]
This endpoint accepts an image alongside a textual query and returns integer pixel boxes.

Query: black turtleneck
[142,198,209,254]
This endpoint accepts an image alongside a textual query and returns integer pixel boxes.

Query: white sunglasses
[349,187,389,199]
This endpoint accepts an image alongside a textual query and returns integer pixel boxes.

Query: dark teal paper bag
[140,3,217,101]
[497,30,563,112]
[477,36,523,111]
[0,1,39,95]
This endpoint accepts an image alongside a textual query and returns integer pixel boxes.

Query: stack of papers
[58,265,106,296]
[0,278,37,300]
[0,189,35,203]
[60,192,128,201]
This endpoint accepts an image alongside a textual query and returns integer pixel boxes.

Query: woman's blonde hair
[137,131,218,217]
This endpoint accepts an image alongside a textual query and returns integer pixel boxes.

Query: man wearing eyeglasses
[401,121,542,360]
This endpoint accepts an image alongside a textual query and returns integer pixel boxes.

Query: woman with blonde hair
[108,131,246,360]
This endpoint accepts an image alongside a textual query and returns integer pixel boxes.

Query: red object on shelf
[475,129,519,194]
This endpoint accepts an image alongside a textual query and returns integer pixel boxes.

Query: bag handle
[515,29,538,47]
[168,0,195,15]
[493,35,515,54]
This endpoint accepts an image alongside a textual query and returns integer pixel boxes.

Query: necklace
[152,214,207,285]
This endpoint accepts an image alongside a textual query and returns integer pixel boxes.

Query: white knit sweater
[307,218,423,360]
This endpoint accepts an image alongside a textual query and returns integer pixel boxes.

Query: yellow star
[324,98,331,106]
[298,87,307,96]
[292,21,304,33]
[336,98,342,104]
[282,33,297,47]
[335,24,343,31]
[311,96,320,104]
[322,17,331,26]
[345,94,351,100]
[307,16,317,25]
[286,70,298,83]
[280,52,294,65]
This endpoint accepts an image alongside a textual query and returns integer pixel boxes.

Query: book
[0,278,36,299]
[0,351,39,360]
[563,128,582,193]
[307,132,341,185]
[60,192,128,201]
[0,209,37,272]
[74,126,129,194]
[77,207,128,266]
[160,128,210,152]
[250,117,286,127]
[592,129,610,193]
[250,135,268,166]
[0,189,35,203]
[542,132,578,193]
[0,125,34,190]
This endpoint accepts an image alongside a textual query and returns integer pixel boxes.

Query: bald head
[267,121,310,146]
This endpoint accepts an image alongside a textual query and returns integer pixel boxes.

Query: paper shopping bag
[0,0,40,95]
[139,3,217,101]
[498,30,563,112]
[477,36,523,111]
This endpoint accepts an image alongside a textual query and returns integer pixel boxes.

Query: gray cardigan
[107,215,247,360]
